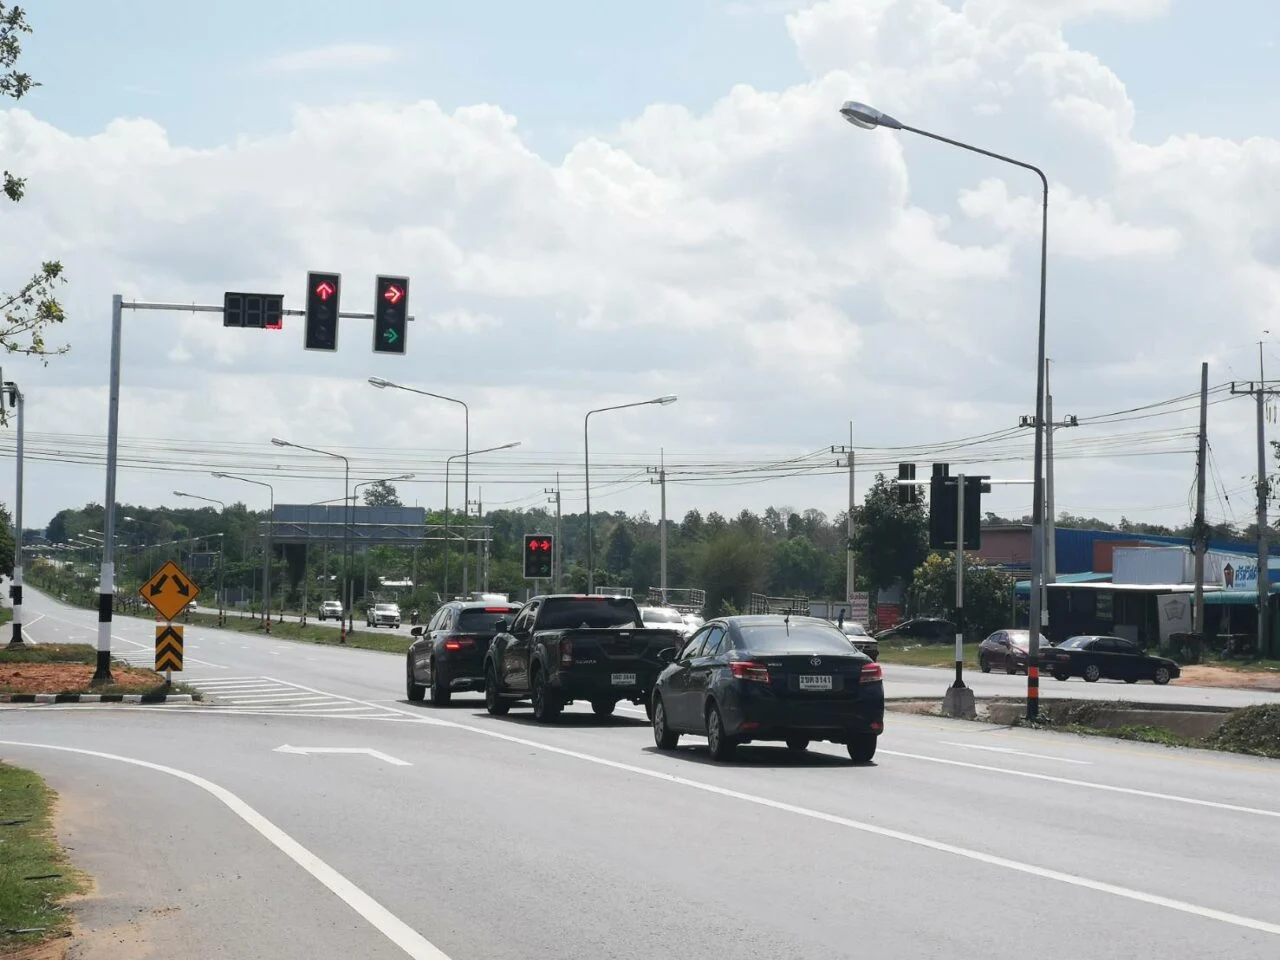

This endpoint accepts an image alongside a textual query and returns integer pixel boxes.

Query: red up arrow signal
[382,284,405,305]
[315,281,335,301]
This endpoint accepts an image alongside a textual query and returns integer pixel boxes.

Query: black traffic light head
[929,474,987,550]
[523,534,554,579]
[897,462,917,506]
[305,271,341,351]
[224,292,283,329]
[373,275,408,355]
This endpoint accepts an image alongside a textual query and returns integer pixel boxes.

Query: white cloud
[261,43,399,73]
[0,0,1275,533]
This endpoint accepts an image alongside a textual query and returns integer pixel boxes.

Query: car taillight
[560,638,573,666]
[860,662,883,683]
[443,635,475,652]
[729,660,770,684]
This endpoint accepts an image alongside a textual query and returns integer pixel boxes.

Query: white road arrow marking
[274,745,411,766]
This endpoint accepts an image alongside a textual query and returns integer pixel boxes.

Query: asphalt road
[5,586,1280,959]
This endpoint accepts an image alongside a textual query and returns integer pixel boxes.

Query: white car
[366,602,402,629]
[681,613,705,637]
[318,600,343,621]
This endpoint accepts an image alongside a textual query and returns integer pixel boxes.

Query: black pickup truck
[484,594,687,723]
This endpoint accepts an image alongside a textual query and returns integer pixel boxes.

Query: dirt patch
[1,938,71,960]
[1173,664,1280,692]
[0,664,164,695]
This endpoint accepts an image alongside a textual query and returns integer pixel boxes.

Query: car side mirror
[410,626,424,638]
[493,618,509,633]
[657,646,677,664]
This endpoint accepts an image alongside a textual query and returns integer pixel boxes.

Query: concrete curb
[0,693,195,705]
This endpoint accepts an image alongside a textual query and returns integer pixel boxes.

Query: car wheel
[1052,670,1070,681]
[848,734,877,764]
[429,660,452,706]
[591,699,616,717]
[1084,664,1101,683]
[652,695,679,750]
[531,668,562,723]
[405,656,425,702]
[644,697,655,721]
[786,737,810,753]
[1005,655,1018,675]
[705,702,736,762]
[1153,666,1171,685]
[484,666,510,716]
[979,653,991,674]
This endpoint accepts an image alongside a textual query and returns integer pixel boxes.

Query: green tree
[909,552,1014,641]
[1,4,68,372]
[852,475,928,592]
[0,502,13,578]
[699,529,765,617]
[362,480,402,507]
[604,522,635,576]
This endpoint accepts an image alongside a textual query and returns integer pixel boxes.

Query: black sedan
[978,629,1050,675]
[407,599,523,705]
[650,615,884,763]
[1040,635,1180,685]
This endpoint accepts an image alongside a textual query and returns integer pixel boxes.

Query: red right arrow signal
[382,284,405,305]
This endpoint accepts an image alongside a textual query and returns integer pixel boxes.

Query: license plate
[799,675,833,691]
[611,673,638,686]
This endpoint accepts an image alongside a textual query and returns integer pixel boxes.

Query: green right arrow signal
[383,328,398,344]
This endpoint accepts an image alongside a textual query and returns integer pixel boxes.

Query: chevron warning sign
[155,624,184,672]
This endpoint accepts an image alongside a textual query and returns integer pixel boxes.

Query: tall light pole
[4,380,24,648]
[352,473,414,603]
[172,491,228,626]
[444,443,520,597]
[368,377,470,586]
[272,438,351,639]
[839,100,1049,721]
[584,396,678,593]
[211,474,277,629]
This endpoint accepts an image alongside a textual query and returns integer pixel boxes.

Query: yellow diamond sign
[140,560,200,622]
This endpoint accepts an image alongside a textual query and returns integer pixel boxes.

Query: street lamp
[839,99,1049,720]
[368,377,471,585]
[272,438,352,639]
[352,473,415,601]
[443,443,520,597]
[212,473,276,629]
[584,396,678,592]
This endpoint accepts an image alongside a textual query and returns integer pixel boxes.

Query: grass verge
[1208,704,1280,758]
[877,641,980,669]
[0,762,86,953]
[179,612,412,655]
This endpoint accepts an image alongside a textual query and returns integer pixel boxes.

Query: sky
[1,0,1278,534]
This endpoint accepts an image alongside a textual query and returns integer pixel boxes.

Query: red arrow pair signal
[527,538,552,551]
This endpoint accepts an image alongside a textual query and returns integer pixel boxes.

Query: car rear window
[739,621,861,655]
[538,597,640,630]
[458,608,521,632]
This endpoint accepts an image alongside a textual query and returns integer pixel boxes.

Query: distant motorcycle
[410,609,420,626]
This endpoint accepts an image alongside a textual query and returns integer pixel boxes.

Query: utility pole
[4,379,24,648]
[646,454,669,602]
[1020,363,1077,593]
[545,474,562,591]
[1231,355,1280,658]
[832,424,857,620]
[1193,362,1209,638]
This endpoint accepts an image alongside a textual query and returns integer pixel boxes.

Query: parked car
[638,606,685,630]
[406,599,524,705]
[650,615,884,763]
[1041,635,1180,684]
[978,629,1051,674]
[366,602,402,629]
[874,617,956,644]
[484,594,686,722]
[318,600,343,621]
[839,622,879,661]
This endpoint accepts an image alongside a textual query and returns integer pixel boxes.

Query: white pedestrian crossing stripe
[186,676,400,719]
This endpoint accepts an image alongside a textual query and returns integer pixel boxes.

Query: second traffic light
[523,534,554,579]
[896,462,918,505]
[373,275,409,355]
[929,472,988,551]
[305,271,341,351]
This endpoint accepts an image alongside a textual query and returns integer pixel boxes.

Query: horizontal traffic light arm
[124,301,416,321]
[892,479,1034,487]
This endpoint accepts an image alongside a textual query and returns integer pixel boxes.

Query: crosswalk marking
[186,676,398,719]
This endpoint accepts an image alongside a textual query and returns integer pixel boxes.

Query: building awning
[1014,572,1112,596]
[1198,590,1280,605]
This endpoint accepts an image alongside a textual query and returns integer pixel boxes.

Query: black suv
[406,599,523,705]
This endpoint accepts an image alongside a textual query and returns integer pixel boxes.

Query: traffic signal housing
[373,275,409,355]
[928,470,988,551]
[223,292,283,329]
[304,271,341,351]
[523,534,554,579]
[896,462,918,505]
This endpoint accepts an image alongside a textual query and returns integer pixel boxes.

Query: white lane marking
[346,705,1280,937]
[0,740,451,959]
[939,742,1093,765]
[883,749,1280,819]
[275,745,411,766]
